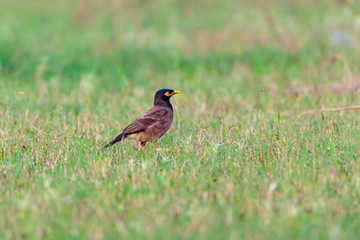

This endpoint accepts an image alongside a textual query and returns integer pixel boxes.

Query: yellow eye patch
[164,90,180,97]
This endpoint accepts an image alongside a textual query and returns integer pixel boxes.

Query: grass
[1,0,360,239]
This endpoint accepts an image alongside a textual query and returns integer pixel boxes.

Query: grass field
[1,0,360,239]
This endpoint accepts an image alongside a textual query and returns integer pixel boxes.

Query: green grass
[1,0,360,239]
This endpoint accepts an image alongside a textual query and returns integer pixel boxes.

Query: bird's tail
[103,133,125,149]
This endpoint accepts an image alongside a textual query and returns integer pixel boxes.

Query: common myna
[103,89,180,154]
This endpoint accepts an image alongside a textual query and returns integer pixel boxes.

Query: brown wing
[122,107,171,135]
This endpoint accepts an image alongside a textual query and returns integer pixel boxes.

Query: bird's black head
[153,89,180,106]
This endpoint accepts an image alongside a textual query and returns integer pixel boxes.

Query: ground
[1,0,360,239]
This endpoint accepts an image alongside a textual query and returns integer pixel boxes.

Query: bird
[103,89,180,154]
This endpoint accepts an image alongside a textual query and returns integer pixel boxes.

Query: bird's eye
[164,91,172,96]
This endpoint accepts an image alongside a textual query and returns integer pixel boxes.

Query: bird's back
[123,104,173,142]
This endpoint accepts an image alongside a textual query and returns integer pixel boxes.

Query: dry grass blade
[301,106,360,116]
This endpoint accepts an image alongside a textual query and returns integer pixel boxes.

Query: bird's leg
[140,142,146,154]
[140,146,145,154]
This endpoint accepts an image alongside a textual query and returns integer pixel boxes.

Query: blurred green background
[1,0,360,239]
